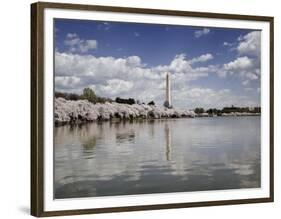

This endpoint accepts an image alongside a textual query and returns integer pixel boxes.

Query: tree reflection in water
[55,117,261,199]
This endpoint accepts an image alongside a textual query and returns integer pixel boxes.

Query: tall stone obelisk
[164,72,172,108]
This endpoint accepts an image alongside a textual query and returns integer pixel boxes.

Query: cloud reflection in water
[54,117,260,199]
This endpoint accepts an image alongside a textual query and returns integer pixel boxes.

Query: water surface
[54,117,260,199]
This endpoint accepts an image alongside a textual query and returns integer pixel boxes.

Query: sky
[54,19,261,109]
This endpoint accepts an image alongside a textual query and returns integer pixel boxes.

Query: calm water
[54,117,261,199]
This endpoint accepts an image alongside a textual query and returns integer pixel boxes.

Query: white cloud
[153,53,209,81]
[168,54,192,71]
[222,56,259,85]
[194,28,210,38]
[54,28,261,109]
[66,33,78,38]
[255,69,261,75]
[245,72,258,80]
[126,56,142,67]
[64,33,98,53]
[55,52,216,106]
[218,31,261,85]
[242,80,249,86]
[189,53,213,64]
[224,56,254,71]
[134,32,140,37]
[237,31,261,56]
[100,79,134,96]
[64,37,80,47]
[173,87,258,108]
[55,51,260,108]
[55,52,154,80]
[97,22,111,31]
[223,42,232,47]
[55,76,81,90]
[222,31,261,58]
[55,52,210,83]
[237,35,243,41]
[244,87,253,92]
[216,68,227,78]
[79,40,97,53]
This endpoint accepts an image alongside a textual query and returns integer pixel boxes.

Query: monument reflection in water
[54,117,261,199]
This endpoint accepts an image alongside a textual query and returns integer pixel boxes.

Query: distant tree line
[55,88,112,104]
[220,105,261,114]
[194,105,261,115]
[55,88,156,105]
[55,92,81,101]
[115,97,136,105]
[115,98,156,106]
[194,108,205,114]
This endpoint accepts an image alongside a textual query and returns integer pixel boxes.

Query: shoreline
[55,98,260,126]
[55,97,195,126]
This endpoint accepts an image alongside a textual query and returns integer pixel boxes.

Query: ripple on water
[54,117,261,198]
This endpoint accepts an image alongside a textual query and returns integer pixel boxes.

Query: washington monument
[164,72,172,108]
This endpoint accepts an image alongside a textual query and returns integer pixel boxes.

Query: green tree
[68,93,80,100]
[82,88,97,103]
[115,97,136,105]
[194,107,205,114]
[148,101,155,106]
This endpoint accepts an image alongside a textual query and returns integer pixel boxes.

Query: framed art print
[31,2,274,217]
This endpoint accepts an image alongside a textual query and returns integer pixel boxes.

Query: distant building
[164,72,172,108]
